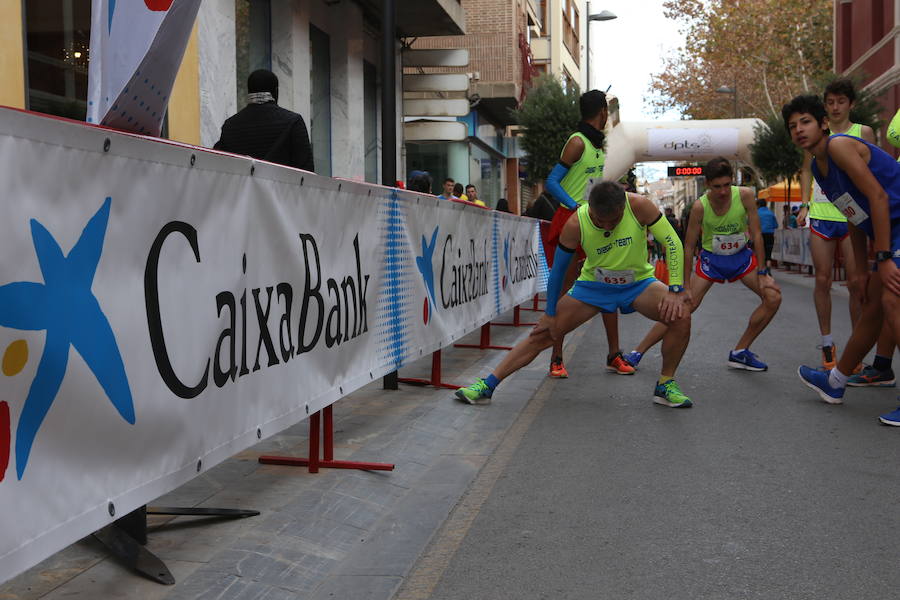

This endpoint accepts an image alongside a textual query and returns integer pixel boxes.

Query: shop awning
[758,178,802,202]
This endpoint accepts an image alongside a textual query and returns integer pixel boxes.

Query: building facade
[530,0,587,90]
[0,0,465,183]
[835,0,900,156]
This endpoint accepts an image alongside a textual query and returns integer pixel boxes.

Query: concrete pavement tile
[308,575,403,600]
[0,537,106,600]
[36,556,202,600]
[165,569,303,600]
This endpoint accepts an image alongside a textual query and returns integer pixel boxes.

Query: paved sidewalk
[0,307,551,600]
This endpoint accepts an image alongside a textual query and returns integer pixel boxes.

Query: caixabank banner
[0,108,548,582]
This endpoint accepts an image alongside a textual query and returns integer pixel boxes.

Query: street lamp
[586,4,617,90]
[716,84,738,118]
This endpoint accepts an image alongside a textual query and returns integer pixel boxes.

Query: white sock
[828,368,848,389]
[733,348,746,354]
[822,334,833,347]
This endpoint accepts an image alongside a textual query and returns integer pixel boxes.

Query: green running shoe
[653,379,693,408]
[455,379,493,405]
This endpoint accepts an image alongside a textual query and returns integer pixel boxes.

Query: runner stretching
[542,90,633,378]
[624,158,782,371]
[797,78,872,369]
[784,95,900,426]
[455,182,693,408]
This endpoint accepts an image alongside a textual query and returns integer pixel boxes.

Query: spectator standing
[664,206,683,240]
[214,70,314,172]
[438,178,459,200]
[466,184,487,207]
[407,170,433,194]
[790,206,800,228]
[453,182,467,201]
[495,198,511,213]
[757,199,778,267]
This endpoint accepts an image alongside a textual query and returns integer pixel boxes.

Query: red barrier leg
[520,294,544,312]
[259,407,393,472]
[492,305,537,327]
[397,350,462,389]
[454,323,513,351]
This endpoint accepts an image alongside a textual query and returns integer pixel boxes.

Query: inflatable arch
[600,98,765,182]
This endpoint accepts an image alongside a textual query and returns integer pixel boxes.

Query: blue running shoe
[798,366,844,404]
[879,406,900,426]
[728,349,768,371]
[624,351,643,368]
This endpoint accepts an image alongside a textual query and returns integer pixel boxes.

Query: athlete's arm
[632,194,685,287]
[741,187,779,291]
[544,136,585,210]
[798,151,813,226]
[859,124,876,144]
[682,200,704,286]
[828,136,892,253]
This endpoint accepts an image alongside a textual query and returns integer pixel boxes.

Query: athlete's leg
[633,275,714,354]
[809,233,837,337]
[602,312,620,355]
[734,271,782,350]
[836,274,885,377]
[495,295,600,381]
[630,281,692,378]
[838,234,862,325]
[549,257,582,375]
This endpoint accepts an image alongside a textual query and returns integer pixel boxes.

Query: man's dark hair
[781,94,827,131]
[453,182,464,197]
[824,77,857,103]
[444,177,455,184]
[704,157,733,181]
[248,69,279,101]
[465,184,476,192]
[408,171,433,194]
[756,198,767,208]
[587,181,626,216]
[580,90,608,121]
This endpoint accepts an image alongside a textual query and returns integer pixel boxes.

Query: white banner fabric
[772,228,812,266]
[87,0,201,135]
[645,127,739,159]
[0,108,548,583]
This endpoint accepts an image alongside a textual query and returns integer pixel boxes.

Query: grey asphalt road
[418,274,900,600]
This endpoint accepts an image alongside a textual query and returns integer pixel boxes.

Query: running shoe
[623,350,643,368]
[797,365,844,404]
[549,358,569,378]
[653,380,693,408]
[454,379,493,405]
[727,349,768,371]
[606,352,636,375]
[820,344,837,370]
[847,366,896,387]
[878,406,900,426]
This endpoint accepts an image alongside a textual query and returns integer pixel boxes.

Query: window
[235,0,272,109]
[310,24,332,176]
[24,0,91,120]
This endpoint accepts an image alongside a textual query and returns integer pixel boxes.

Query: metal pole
[381,0,399,390]
[586,2,591,90]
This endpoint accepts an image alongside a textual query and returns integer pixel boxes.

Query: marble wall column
[198,0,237,147]
[270,0,294,112]
[329,3,365,179]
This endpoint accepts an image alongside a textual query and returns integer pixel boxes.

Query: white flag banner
[0,108,548,583]
[645,127,740,159]
[87,0,201,135]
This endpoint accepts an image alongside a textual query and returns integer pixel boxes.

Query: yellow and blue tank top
[576,196,654,283]
[699,187,747,253]
[560,132,605,207]
[809,123,863,222]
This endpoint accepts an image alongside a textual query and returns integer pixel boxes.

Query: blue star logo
[415,226,439,311]
[503,235,511,280]
[0,198,134,479]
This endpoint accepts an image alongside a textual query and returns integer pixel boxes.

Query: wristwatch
[875,251,894,263]
[757,267,771,276]
[668,284,684,293]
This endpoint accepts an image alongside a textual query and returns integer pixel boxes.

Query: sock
[658,375,673,385]
[484,374,500,390]
[873,354,893,372]
[733,348,746,354]
[822,334,834,348]
[828,367,848,389]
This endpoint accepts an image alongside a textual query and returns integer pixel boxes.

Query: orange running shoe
[607,352,636,375]
[821,344,837,370]
[549,358,569,378]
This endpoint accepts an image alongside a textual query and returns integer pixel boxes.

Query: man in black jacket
[214,69,314,172]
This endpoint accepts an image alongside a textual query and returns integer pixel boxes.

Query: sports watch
[875,251,894,263]
[757,267,771,276]
[668,284,684,293]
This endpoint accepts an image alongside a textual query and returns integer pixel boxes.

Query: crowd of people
[455,79,900,429]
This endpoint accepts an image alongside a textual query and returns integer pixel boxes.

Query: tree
[749,114,803,188]
[514,74,581,184]
[649,0,833,120]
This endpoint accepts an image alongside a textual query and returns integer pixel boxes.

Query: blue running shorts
[695,247,757,283]
[567,277,657,314]
[810,218,849,241]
